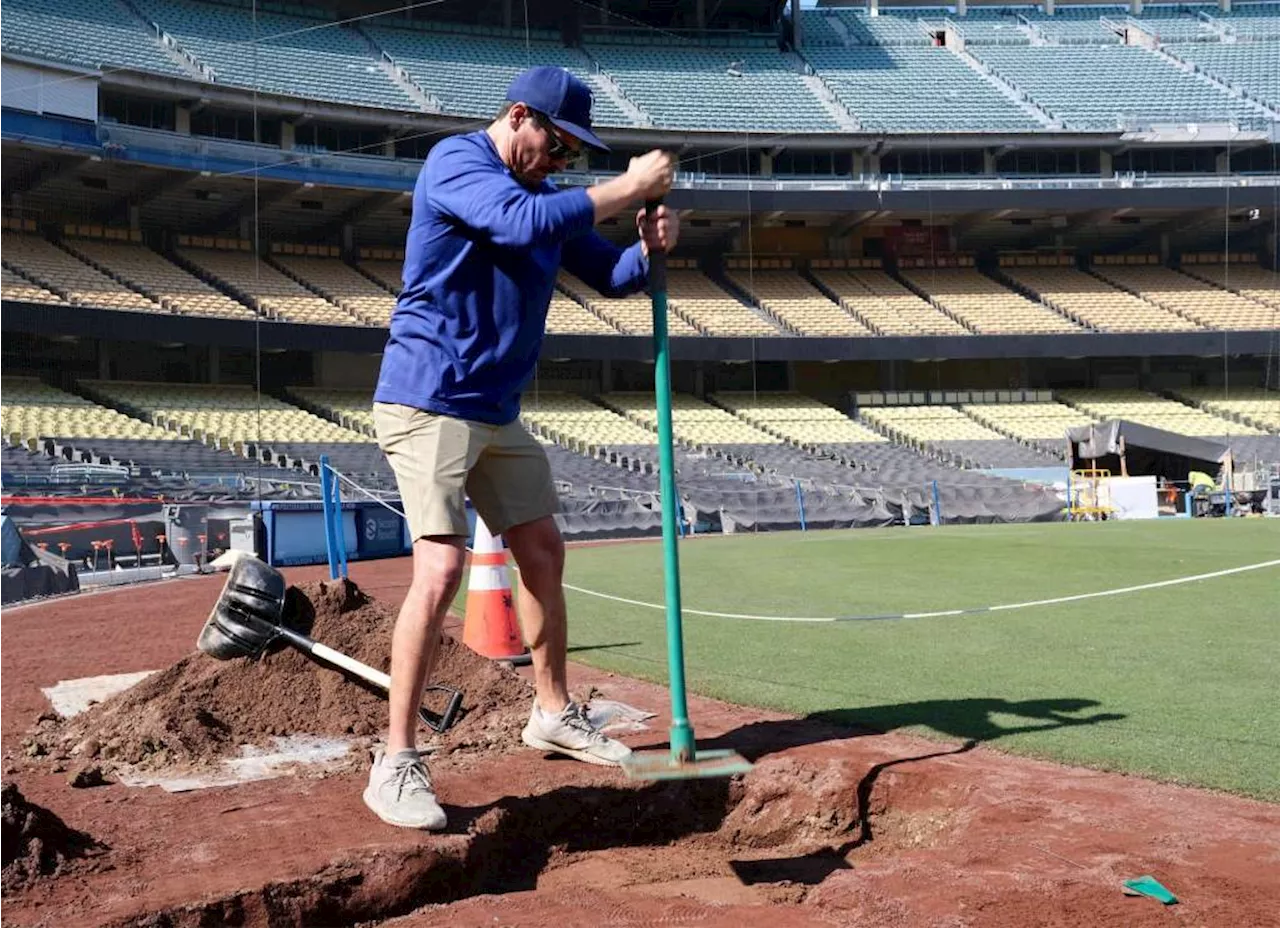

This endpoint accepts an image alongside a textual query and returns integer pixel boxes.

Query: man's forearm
[586,175,643,225]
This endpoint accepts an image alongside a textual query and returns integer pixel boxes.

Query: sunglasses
[530,110,578,161]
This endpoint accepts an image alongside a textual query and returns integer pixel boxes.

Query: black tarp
[1066,420,1232,483]
[1,514,79,604]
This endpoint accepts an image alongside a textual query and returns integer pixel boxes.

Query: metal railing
[52,123,1279,195]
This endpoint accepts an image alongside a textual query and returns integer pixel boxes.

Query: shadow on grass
[692,696,1126,763]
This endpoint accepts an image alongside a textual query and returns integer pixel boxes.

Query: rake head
[619,748,753,782]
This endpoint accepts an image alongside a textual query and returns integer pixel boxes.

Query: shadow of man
[692,696,1125,763]
[713,696,1126,885]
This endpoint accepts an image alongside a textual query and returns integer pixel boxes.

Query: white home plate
[42,671,159,717]
[41,671,357,792]
[115,736,356,793]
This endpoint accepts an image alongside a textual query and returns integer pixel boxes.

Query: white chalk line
[556,558,1280,623]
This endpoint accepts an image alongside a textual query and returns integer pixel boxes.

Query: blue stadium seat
[586,42,838,132]
[2,0,186,76]
[806,45,1043,133]
[365,25,636,127]
[1168,41,1280,108]
[131,0,417,109]
[974,44,1271,131]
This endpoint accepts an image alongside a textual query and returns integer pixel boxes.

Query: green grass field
[551,520,1279,801]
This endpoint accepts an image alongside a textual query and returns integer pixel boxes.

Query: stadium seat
[806,45,1043,133]
[724,269,876,337]
[1090,264,1277,330]
[1056,388,1266,437]
[1,266,66,306]
[1217,2,1280,41]
[601,392,783,449]
[131,0,417,110]
[585,41,838,132]
[2,376,173,450]
[667,269,782,337]
[558,272,700,336]
[63,238,258,319]
[1169,385,1280,432]
[710,392,887,445]
[973,44,1269,131]
[2,0,186,77]
[809,268,969,336]
[176,248,369,326]
[287,387,376,435]
[960,398,1096,456]
[899,267,1081,334]
[1000,264,1197,332]
[2,233,161,314]
[545,292,623,335]
[271,254,396,327]
[365,24,634,126]
[357,259,405,295]
[82,381,372,456]
[521,392,657,453]
[1179,260,1280,312]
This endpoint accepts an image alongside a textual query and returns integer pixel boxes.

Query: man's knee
[508,518,565,586]
[410,539,467,601]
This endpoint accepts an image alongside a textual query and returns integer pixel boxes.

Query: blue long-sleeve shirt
[374,130,649,425]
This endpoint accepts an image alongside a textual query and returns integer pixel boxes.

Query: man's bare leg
[504,516,569,715]
[506,515,632,766]
[386,535,467,754]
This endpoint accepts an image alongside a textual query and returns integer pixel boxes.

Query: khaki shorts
[373,403,559,539]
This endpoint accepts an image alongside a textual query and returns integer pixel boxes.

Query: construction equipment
[618,199,753,782]
[198,555,462,732]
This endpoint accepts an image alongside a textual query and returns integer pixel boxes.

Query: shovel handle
[276,628,460,732]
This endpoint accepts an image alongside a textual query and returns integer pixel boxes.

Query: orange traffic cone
[462,515,531,665]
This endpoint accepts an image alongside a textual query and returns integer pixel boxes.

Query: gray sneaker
[521,700,633,767]
[362,748,447,830]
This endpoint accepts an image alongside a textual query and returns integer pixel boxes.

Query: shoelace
[389,759,433,801]
[561,703,607,744]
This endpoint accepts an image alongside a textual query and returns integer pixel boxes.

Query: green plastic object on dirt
[1123,875,1178,905]
[617,199,753,783]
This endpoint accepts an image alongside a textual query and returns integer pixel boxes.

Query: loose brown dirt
[2,783,104,893]
[18,577,532,781]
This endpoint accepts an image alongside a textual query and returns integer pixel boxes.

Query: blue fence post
[676,483,686,538]
[332,467,349,578]
[794,480,807,532]
[319,454,339,579]
[1224,472,1232,518]
[931,480,942,526]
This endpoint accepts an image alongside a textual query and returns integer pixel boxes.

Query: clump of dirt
[719,757,860,849]
[26,579,533,777]
[2,783,103,892]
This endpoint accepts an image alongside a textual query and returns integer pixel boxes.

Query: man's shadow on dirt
[442,696,1124,898]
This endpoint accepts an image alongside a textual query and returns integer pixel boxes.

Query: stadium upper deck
[2,0,1277,136]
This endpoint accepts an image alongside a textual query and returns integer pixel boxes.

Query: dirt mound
[2,783,103,892]
[27,579,533,777]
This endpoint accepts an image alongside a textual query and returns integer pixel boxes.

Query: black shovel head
[198,554,288,661]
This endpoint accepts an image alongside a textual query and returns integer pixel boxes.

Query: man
[366,66,679,830]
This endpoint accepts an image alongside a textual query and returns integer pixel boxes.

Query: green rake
[618,200,753,782]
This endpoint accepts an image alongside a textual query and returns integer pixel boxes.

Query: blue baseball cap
[506,66,609,153]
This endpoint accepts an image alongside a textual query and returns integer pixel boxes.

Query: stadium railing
[86,124,1280,196]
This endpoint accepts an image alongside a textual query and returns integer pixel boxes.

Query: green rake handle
[647,197,697,764]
